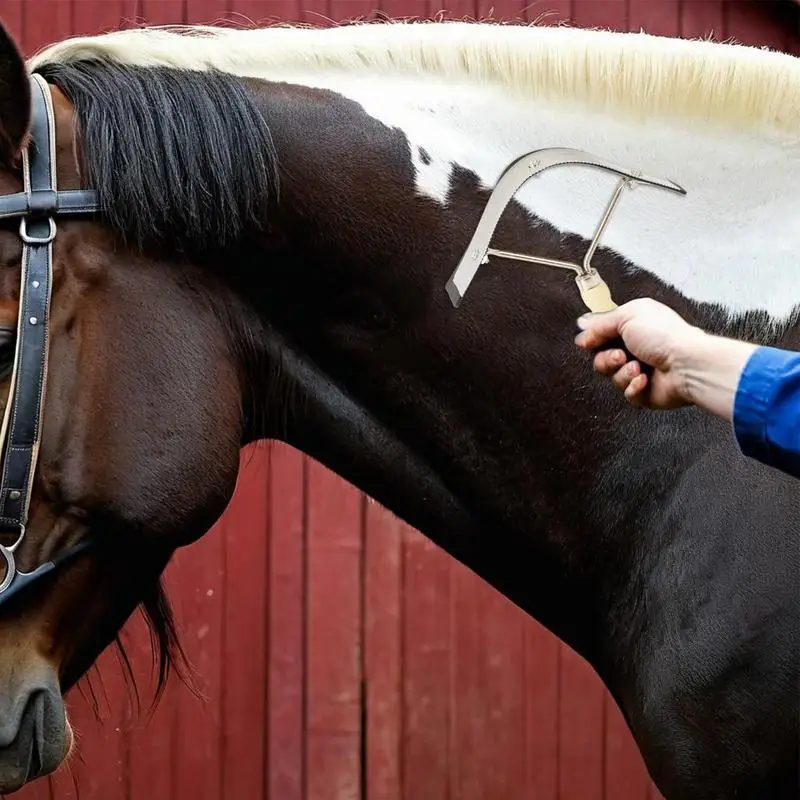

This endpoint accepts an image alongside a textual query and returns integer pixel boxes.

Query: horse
[0,16,795,798]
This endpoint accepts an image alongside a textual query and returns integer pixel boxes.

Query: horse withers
[0,17,795,798]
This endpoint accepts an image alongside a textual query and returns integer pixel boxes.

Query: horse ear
[0,21,30,168]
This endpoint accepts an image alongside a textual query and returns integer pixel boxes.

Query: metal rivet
[32,281,39,289]
[29,316,37,325]
[8,491,20,501]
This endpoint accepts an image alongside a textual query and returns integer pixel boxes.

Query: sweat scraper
[445,147,687,373]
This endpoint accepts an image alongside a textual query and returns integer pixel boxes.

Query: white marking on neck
[255,69,800,322]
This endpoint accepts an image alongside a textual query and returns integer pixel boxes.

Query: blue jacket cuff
[733,345,800,466]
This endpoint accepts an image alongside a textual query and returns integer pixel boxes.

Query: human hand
[574,297,706,409]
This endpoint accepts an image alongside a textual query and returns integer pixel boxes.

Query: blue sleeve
[733,345,800,479]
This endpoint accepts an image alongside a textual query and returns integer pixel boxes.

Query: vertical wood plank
[363,500,403,800]
[627,0,680,35]
[168,527,225,800]
[329,0,379,22]
[72,0,133,35]
[528,0,573,26]
[523,623,559,800]
[558,647,604,800]
[401,530,451,800]
[46,757,81,800]
[248,0,302,23]
[59,660,129,800]
[124,605,178,800]
[379,0,429,20]
[604,697,651,800]
[220,444,270,800]
[185,0,231,25]
[723,1,789,50]
[436,0,477,22]
[21,0,71,56]
[138,0,186,24]
[300,0,333,26]
[0,0,24,46]
[473,0,524,22]
[12,771,53,800]
[451,576,526,800]
[267,443,305,800]
[679,1,724,40]
[571,0,627,30]
[31,650,130,800]
[224,1,266,27]
[305,459,363,800]
[789,3,800,55]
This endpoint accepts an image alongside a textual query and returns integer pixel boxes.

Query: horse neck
[229,68,798,666]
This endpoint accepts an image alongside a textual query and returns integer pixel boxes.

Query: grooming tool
[446,147,687,375]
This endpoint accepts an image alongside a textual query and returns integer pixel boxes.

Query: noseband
[0,74,98,604]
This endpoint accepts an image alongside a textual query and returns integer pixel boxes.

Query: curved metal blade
[445,146,687,307]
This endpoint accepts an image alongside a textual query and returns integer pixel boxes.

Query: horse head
[0,17,795,797]
[0,23,258,790]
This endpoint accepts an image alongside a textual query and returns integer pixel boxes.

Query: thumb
[575,309,626,349]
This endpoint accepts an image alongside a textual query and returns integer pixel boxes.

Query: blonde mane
[28,19,800,141]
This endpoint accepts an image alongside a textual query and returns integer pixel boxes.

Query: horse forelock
[32,59,279,260]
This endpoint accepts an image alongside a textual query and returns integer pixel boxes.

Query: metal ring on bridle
[0,526,25,596]
[0,545,16,594]
[19,217,56,246]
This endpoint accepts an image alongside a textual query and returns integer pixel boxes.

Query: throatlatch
[445,147,687,313]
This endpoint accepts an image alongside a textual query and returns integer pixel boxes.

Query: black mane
[34,61,279,260]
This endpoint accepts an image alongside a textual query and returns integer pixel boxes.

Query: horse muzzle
[0,675,67,794]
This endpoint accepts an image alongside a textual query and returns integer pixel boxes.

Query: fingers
[592,348,627,376]
[574,309,624,349]
[600,357,650,404]
[624,373,649,402]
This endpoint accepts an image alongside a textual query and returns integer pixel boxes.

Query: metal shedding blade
[445,147,687,312]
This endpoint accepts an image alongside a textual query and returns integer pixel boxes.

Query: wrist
[672,328,757,420]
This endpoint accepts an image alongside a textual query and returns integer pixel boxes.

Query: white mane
[29,20,800,141]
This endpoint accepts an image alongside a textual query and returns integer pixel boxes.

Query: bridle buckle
[19,216,56,246]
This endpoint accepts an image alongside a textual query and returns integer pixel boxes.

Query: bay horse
[0,17,795,798]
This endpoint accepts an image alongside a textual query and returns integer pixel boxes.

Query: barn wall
[6,2,798,799]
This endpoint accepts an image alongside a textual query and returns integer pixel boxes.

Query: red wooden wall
[4,2,798,799]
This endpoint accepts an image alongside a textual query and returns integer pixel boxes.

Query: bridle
[0,74,99,605]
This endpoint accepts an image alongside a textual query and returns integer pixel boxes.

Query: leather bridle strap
[0,74,61,532]
[0,74,98,599]
[0,189,99,219]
